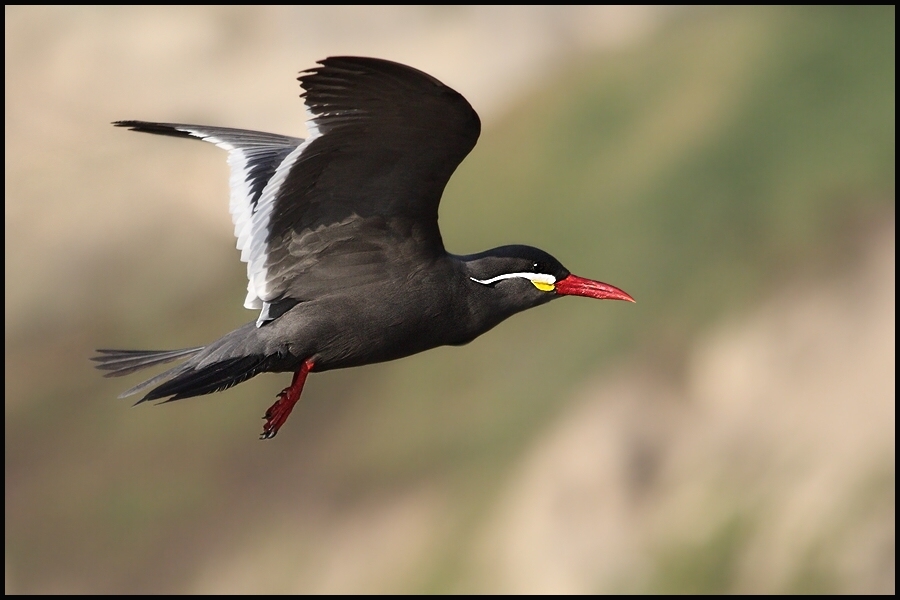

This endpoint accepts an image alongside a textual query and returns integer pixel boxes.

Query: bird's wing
[254,57,481,320]
[117,57,480,326]
[112,121,304,312]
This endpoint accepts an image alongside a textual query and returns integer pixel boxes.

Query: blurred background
[4,6,894,593]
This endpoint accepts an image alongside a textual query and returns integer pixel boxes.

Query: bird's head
[462,245,634,317]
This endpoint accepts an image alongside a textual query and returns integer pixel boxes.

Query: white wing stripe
[162,124,314,321]
[246,113,323,324]
[165,126,268,309]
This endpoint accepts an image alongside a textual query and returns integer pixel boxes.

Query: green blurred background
[5,6,894,593]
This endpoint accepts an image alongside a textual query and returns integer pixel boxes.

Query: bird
[92,56,634,439]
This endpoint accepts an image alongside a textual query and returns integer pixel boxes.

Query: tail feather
[116,362,190,401]
[92,347,205,377]
[142,356,266,403]
[92,346,266,404]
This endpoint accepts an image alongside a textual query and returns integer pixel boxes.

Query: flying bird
[93,56,634,439]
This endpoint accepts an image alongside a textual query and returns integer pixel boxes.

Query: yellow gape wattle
[532,280,555,292]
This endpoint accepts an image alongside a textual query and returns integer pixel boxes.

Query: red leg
[260,359,314,440]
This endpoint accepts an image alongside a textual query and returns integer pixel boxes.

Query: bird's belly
[295,296,466,372]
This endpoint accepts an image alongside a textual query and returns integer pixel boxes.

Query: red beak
[555,274,635,303]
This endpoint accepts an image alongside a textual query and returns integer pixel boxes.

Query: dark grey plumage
[94,57,634,438]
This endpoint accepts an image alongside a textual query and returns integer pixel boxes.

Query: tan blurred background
[5,6,894,593]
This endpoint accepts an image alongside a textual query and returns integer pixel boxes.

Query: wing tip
[111,120,198,139]
[112,120,143,129]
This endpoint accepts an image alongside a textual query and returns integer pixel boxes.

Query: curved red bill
[555,274,635,302]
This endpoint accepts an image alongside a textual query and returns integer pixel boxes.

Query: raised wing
[116,57,481,326]
[258,57,481,314]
